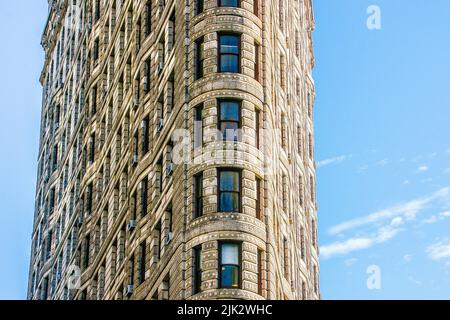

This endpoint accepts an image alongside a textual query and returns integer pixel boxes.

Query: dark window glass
[195,38,205,80]
[194,173,203,218]
[219,100,240,141]
[220,242,241,288]
[219,170,241,212]
[219,34,240,73]
[194,104,204,149]
[138,242,146,284]
[195,0,204,15]
[141,177,148,218]
[219,0,240,7]
[256,177,263,220]
[193,246,202,294]
[145,1,152,36]
[142,116,150,155]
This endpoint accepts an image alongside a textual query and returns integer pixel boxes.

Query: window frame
[218,241,242,289]
[217,168,242,213]
[218,0,241,7]
[218,99,242,142]
[192,246,203,294]
[193,172,204,219]
[195,37,205,80]
[218,33,241,74]
[195,0,204,15]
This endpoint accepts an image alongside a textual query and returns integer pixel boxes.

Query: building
[28,0,318,300]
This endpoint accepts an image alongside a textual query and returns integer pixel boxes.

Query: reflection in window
[219,100,240,141]
[195,37,204,80]
[219,34,240,73]
[219,170,241,212]
[219,0,240,7]
[220,242,241,288]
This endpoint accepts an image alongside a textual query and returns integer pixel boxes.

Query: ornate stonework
[29,0,319,300]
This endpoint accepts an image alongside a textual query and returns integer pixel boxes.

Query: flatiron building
[28,0,319,300]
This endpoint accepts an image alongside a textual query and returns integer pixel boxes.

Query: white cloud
[403,254,413,263]
[317,154,352,169]
[344,258,358,267]
[422,211,450,224]
[320,226,401,259]
[417,165,429,173]
[376,159,389,167]
[444,168,450,175]
[391,217,404,227]
[328,188,450,236]
[427,239,450,261]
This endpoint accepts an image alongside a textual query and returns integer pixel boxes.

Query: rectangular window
[86,183,93,217]
[93,38,99,61]
[219,0,240,7]
[256,108,262,149]
[195,37,204,80]
[195,0,204,15]
[145,1,152,36]
[131,192,137,221]
[83,234,90,270]
[218,169,241,213]
[142,116,150,155]
[218,100,241,141]
[257,249,263,295]
[256,177,263,220]
[144,58,151,94]
[138,242,146,284]
[283,237,289,279]
[254,0,259,17]
[254,42,261,82]
[91,86,97,116]
[194,173,203,219]
[89,133,95,163]
[219,242,241,289]
[95,0,101,21]
[218,33,241,73]
[141,177,148,218]
[194,104,204,149]
[193,246,202,294]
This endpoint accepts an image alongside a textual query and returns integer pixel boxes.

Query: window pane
[220,101,239,121]
[220,192,239,212]
[219,0,239,7]
[220,171,240,191]
[221,243,239,264]
[221,265,239,288]
[220,35,240,54]
[220,55,239,73]
[221,122,239,141]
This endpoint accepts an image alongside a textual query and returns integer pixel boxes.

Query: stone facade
[28,0,319,300]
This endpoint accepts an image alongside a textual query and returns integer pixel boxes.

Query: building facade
[28,0,318,300]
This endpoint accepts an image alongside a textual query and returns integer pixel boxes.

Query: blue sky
[0,0,450,300]
[314,0,450,299]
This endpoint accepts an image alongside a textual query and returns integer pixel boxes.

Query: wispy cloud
[317,154,352,169]
[375,159,389,167]
[417,165,430,173]
[344,258,358,267]
[403,254,413,263]
[422,211,450,224]
[321,226,401,259]
[328,188,450,236]
[427,239,450,261]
